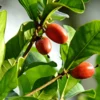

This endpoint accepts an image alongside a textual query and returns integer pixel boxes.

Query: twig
[22,35,36,58]
[18,30,38,76]
[25,74,63,97]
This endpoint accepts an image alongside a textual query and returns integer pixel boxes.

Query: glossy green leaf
[18,47,51,76]
[63,25,76,45]
[58,75,79,99]
[25,62,57,86]
[0,65,17,99]
[51,10,69,21]
[5,21,35,60]
[40,3,61,26]
[0,10,7,69]
[41,0,85,26]
[23,50,47,68]
[41,0,47,6]
[59,0,85,13]
[83,0,90,3]
[60,43,69,64]
[30,47,51,62]
[65,83,84,99]
[18,74,31,95]
[82,89,96,98]
[0,58,15,80]
[18,0,38,21]
[60,25,75,66]
[65,20,100,70]
[8,97,38,100]
[95,55,100,65]
[18,63,57,98]
[65,83,95,99]
[24,61,57,72]
[32,76,57,99]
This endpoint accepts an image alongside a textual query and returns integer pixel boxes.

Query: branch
[22,35,36,58]
[18,30,37,76]
[22,26,42,58]
[25,74,63,97]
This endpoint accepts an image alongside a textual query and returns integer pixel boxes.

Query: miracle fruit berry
[35,37,52,55]
[45,23,68,44]
[70,62,95,79]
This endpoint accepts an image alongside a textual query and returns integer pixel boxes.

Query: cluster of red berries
[35,23,95,79]
[35,23,68,55]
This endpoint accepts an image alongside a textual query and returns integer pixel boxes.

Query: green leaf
[25,62,57,86]
[63,25,76,45]
[95,55,100,65]
[8,97,38,100]
[0,10,7,69]
[65,83,84,99]
[60,25,75,66]
[18,47,51,76]
[51,10,69,21]
[18,74,31,95]
[65,83,95,99]
[82,89,96,98]
[0,58,15,80]
[18,0,38,21]
[41,3,62,26]
[5,21,35,60]
[60,43,69,64]
[59,0,85,13]
[58,75,79,99]
[83,0,90,3]
[65,20,100,70]
[32,76,57,99]
[41,0,47,6]
[24,49,47,68]
[18,64,57,98]
[0,64,17,99]
[24,61,57,72]
[30,47,51,62]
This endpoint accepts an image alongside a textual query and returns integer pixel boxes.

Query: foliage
[0,0,100,100]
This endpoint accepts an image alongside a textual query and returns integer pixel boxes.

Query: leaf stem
[25,74,64,97]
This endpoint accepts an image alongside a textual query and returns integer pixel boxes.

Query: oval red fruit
[35,37,52,55]
[45,23,68,44]
[70,62,95,79]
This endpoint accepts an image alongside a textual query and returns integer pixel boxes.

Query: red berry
[35,37,52,55]
[70,62,95,79]
[45,23,68,44]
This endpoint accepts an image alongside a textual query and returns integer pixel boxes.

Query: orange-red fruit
[45,23,68,44]
[70,62,95,79]
[35,37,52,55]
